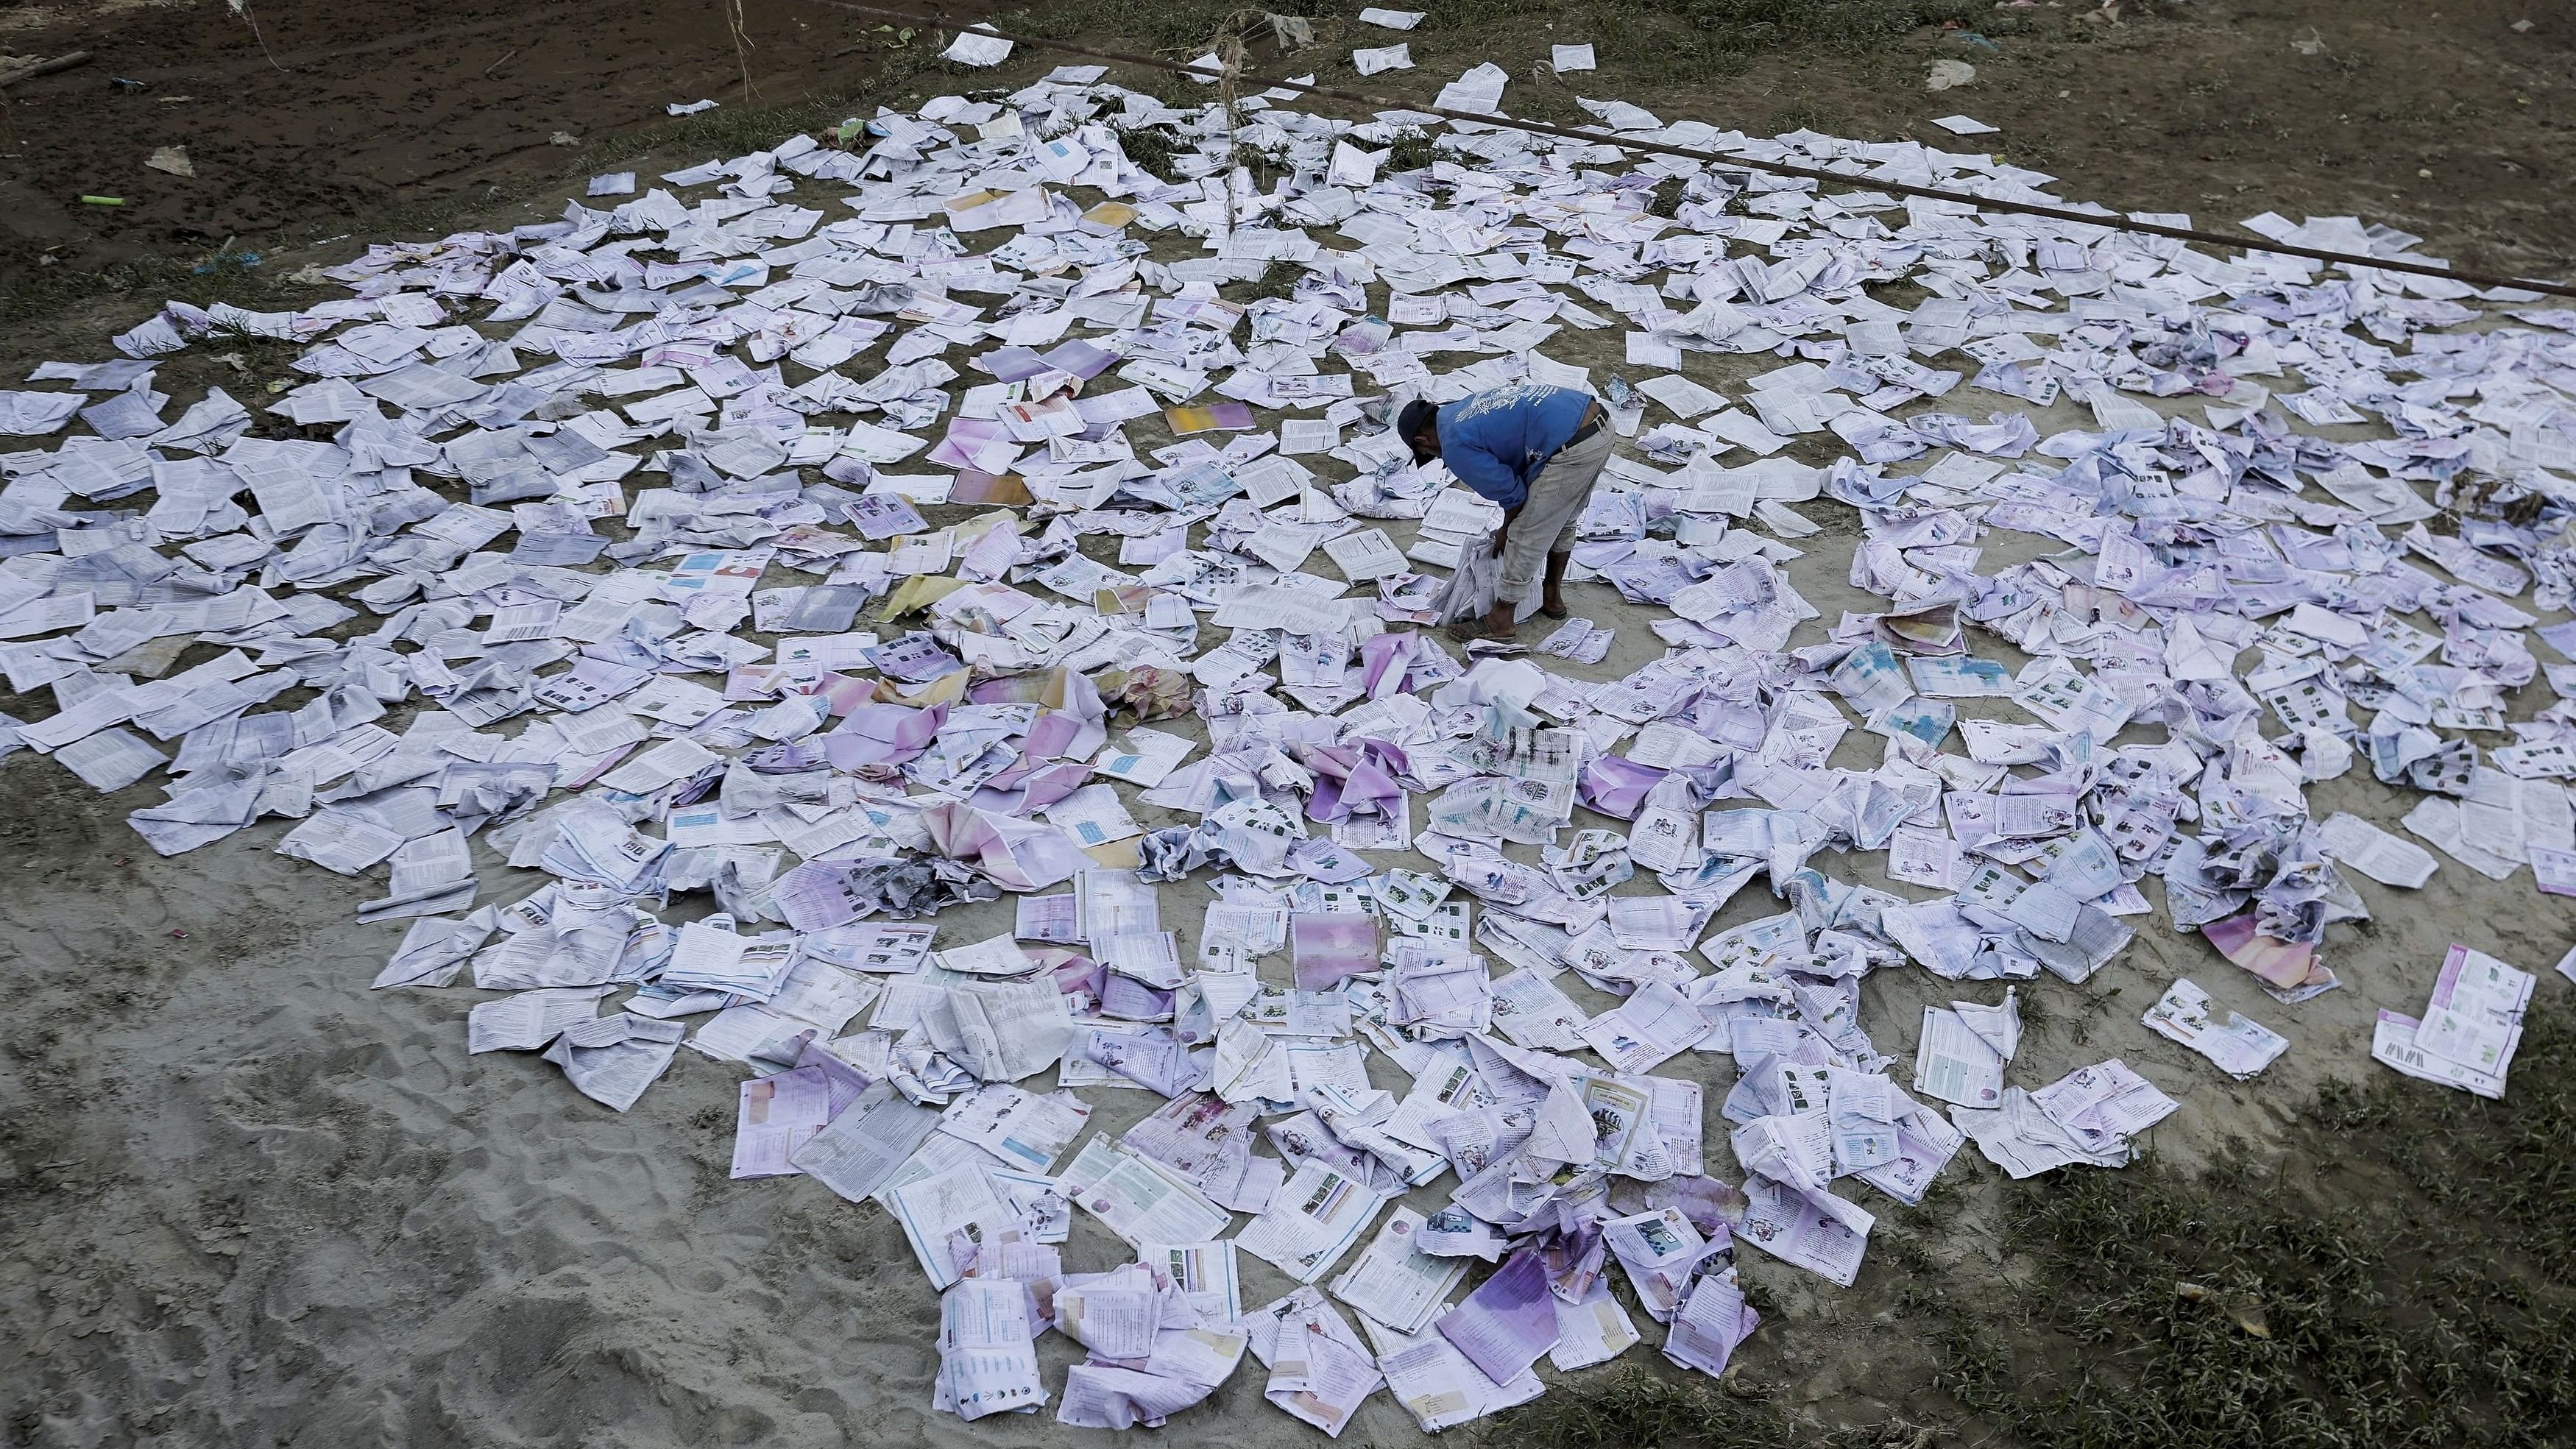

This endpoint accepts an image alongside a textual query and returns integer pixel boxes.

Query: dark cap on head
[1397,398,1437,460]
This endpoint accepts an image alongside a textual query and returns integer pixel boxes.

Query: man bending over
[1398,383,1611,644]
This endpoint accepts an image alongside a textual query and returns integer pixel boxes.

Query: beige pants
[1498,425,1613,595]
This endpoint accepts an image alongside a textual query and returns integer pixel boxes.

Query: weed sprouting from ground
[1112,124,1183,182]
[1235,259,1303,303]
[1233,141,1292,184]
[1765,102,1843,137]
[1384,127,1446,174]
[202,319,308,366]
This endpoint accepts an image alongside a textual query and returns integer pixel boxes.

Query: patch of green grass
[1474,1364,1828,1449]
[1505,79,1588,127]
[1111,124,1183,183]
[1232,140,1292,184]
[1477,1362,1947,1449]
[202,319,309,366]
[1459,0,1993,88]
[1234,258,1303,302]
[1144,71,1211,112]
[1384,127,1447,173]
[2001,126,2061,169]
[1571,1001,2576,1449]
[2315,1024,2576,1280]
[1914,996,2576,1448]
[0,249,308,333]
[1765,102,1844,137]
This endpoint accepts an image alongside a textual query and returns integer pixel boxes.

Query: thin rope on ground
[228,0,291,74]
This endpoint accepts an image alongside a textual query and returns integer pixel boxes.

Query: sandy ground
[4,6,2576,1449]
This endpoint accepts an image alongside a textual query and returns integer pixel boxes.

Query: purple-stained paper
[958,521,1022,581]
[1087,1024,1201,1095]
[971,759,1092,816]
[815,674,879,718]
[743,740,829,773]
[824,702,946,768]
[928,416,1026,472]
[1663,1272,1760,1378]
[1099,972,1178,1024]
[1435,1247,1560,1385]
[1019,709,1086,762]
[1167,401,1256,434]
[2538,619,2576,662]
[1290,912,1379,991]
[1303,740,1406,824]
[768,860,870,931]
[921,799,1087,893]
[1579,754,1669,819]
[793,1036,877,1116]
[1041,339,1118,379]
[1538,1218,1607,1300]
[1359,630,1417,699]
[977,345,1052,382]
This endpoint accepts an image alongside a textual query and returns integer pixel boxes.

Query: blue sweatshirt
[1434,384,1593,511]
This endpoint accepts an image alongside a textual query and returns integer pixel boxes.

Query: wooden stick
[0,50,95,88]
